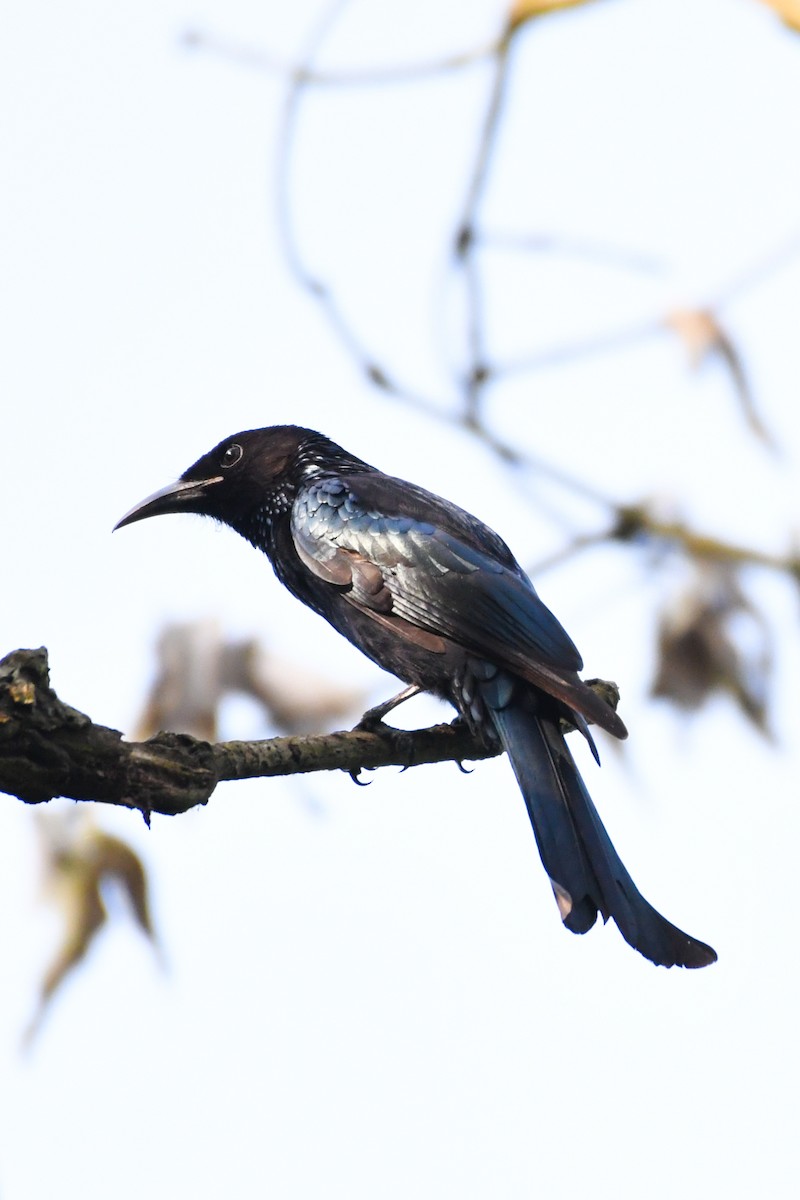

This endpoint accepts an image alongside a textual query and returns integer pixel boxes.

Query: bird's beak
[113,476,224,531]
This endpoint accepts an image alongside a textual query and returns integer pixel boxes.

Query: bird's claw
[348,768,373,787]
[355,684,422,732]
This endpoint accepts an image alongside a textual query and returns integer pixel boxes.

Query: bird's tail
[487,693,716,968]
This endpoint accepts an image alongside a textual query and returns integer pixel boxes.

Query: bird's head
[114,426,333,534]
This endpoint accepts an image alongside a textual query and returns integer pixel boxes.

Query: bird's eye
[221,443,243,469]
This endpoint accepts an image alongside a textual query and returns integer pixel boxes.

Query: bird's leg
[356,684,422,730]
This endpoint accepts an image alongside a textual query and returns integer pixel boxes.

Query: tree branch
[1,648,625,821]
[0,648,499,820]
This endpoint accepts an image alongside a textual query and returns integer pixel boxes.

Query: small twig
[527,506,800,582]
[272,1,455,416]
[708,228,800,309]
[489,319,663,379]
[275,0,351,285]
[612,505,800,576]
[477,229,664,274]
[182,26,496,87]
[454,39,513,244]
[454,38,513,424]
[528,529,613,575]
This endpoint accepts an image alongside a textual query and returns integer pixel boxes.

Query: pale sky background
[2,1,800,1197]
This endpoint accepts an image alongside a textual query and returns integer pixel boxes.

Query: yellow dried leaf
[89,832,155,939]
[24,813,159,1047]
[664,308,721,366]
[507,0,599,32]
[758,0,800,33]
[40,859,107,1003]
[665,308,775,450]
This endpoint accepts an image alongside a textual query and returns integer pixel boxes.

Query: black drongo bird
[116,425,716,969]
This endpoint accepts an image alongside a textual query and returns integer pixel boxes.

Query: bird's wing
[291,476,626,732]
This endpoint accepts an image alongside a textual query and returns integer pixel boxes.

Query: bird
[115,425,716,969]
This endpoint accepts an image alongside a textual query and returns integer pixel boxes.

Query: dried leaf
[24,812,158,1046]
[507,0,601,32]
[651,564,773,736]
[87,832,156,939]
[40,850,107,1004]
[223,638,364,733]
[135,619,224,740]
[665,308,721,367]
[758,0,800,33]
[136,620,363,739]
[665,307,775,451]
